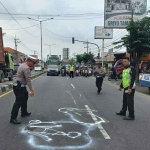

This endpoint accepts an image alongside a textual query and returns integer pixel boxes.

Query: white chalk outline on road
[84,105,111,140]
[71,84,75,89]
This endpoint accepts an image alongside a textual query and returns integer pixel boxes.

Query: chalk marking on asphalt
[71,84,75,89]
[84,105,111,140]
[0,73,45,98]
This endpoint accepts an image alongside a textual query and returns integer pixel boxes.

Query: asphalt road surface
[0,74,150,150]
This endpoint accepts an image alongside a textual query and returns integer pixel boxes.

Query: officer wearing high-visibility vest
[69,64,74,78]
[116,57,136,120]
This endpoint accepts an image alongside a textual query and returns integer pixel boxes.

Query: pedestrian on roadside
[69,64,74,78]
[94,63,105,95]
[10,56,39,124]
[116,57,136,120]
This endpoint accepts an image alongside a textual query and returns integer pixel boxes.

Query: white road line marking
[67,78,68,79]
[84,105,111,140]
[71,84,75,89]
[80,94,82,97]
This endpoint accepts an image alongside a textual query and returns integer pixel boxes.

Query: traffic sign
[94,26,113,39]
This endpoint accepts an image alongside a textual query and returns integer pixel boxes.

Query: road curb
[0,71,46,95]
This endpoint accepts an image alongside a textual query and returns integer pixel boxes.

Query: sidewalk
[104,77,150,95]
[0,71,46,94]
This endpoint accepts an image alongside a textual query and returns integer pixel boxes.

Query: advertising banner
[104,0,147,28]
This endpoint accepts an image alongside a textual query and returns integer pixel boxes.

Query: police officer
[94,63,105,95]
[116,57,136,120]
[70,64,74,78]
[10,56,39,124]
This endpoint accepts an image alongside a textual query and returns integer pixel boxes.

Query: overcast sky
[0,0,150,60]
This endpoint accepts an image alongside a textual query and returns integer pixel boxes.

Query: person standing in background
[94,63,105,95]
[69,64,74,78]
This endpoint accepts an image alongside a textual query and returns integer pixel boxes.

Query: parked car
[47,65,59,76]
[13,64,19,75]
[34,64,42,71]
[114,59,124,79]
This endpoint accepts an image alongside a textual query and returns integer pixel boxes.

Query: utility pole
[34,50,38,55]
[102,39,104,67]
[84,40,89,53]
[14,35,21,64]
[72,52,76,59]
[87,40,89,53]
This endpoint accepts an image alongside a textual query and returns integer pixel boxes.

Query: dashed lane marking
[71,84,75,89]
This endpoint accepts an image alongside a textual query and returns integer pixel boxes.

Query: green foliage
[69,58,76,64]
[76,54,83,64]
[76,52,95,64]
[113,17,150,57]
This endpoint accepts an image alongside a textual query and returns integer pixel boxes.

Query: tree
[69,58,76,65]
[82,52,94,64]
[76,52,95,65]
[113,17,150,80]
[76,54,83,64]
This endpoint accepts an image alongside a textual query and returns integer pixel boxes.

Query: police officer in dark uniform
[10,56,39,124]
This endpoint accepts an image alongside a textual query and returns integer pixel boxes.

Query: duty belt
[13,83,26,87]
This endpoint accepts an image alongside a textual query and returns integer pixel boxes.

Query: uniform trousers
[121,89,135,117]
[96,77,103,93]
[70,71,74,78]
[11,86,28,119]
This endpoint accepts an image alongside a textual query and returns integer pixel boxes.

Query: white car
[34,64,42,71]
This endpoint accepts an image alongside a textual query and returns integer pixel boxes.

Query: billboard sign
[104,0,147,28]
[94,26,113,39]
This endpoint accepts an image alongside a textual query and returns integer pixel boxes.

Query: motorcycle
[108,71,118,81]
[66,70,70,76]
[62,69,65,77]
[82,70,84,76]
[84,70,88,77]
[75,70,79,77]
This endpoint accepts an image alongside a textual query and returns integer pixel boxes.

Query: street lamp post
[27,17,53,61]
[45,44,55,57]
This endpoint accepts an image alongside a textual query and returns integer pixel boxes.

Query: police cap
[27,55,39,63]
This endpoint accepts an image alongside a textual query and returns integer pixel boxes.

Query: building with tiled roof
[4,47,26,64]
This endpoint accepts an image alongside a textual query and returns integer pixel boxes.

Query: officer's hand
[30,90,34,97]
[118,87,122,91]
[128,88,132,94]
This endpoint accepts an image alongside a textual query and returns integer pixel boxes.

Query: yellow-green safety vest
[122,68,131,88]
[70,66,74,71]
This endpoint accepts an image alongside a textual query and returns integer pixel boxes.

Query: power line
[0,12,104,17]
[0,2,40,37]
[20,42,34,52]
[3,24,39,30]
[42,25,72,38]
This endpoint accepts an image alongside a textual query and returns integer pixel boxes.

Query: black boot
[123,116,135,120]
[21,112,31,117]
[116,110,126,116]
[10,119,20,124]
